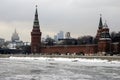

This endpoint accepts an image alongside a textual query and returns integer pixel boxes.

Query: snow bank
[9,56,120,64]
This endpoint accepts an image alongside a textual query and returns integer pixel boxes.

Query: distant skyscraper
[65,32,71,39]
[54,35,58,41]
[11,29,20,42]
[0,38,5,47]
[46,35,50,39]
[57,31,64,39]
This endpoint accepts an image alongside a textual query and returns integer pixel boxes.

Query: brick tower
[98,21,111,55]
[95,14,103,42]
[31,5,42,53]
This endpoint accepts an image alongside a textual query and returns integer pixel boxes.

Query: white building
[57,31,64,40]
[11,29,20,42]
[4,29,24,49]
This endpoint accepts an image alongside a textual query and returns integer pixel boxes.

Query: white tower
[11,29,20,42]
[57,31,64,39]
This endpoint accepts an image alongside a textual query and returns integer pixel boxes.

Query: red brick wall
[41,45,98,55]
[98,40,111,53]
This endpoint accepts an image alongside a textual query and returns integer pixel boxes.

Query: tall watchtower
[31,6,42,53]
[98,21,111,55]
[95,14,103,42]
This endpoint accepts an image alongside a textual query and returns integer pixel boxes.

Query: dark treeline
[111,31,120,42]
[42,35,94,46]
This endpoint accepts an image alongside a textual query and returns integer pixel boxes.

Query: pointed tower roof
[33,5,40,28]
[103,20,108,28]
[100,20,111,40]
[98,14,103,29]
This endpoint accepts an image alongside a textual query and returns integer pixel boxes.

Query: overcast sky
[0,0,120,42]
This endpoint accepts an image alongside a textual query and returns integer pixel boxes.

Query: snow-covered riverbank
[9,56,120,66]
[1,54,120,61]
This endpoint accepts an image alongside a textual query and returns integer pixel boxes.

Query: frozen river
[0,57,120,80]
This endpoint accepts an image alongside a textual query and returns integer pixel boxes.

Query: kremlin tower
[95,14,103,42]
[31,6,42,53]
[96,15,111,54]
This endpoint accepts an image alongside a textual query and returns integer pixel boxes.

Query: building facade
[31,6,120,55]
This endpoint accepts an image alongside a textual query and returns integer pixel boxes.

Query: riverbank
[0,54,120,61]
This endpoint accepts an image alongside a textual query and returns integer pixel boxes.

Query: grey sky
[0,0,120,42]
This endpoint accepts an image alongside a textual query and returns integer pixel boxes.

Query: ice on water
[0,57,120,80]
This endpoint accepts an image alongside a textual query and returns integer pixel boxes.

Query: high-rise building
[65,32,71,39]
[54,35,58,41]
[11,29,20,42]
[57,31,64,39]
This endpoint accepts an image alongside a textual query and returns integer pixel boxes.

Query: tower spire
[33,5,40,28]
[35,5,38,16]
[98,14,103,29]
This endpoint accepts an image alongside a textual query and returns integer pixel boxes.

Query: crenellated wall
[41,45,98,55]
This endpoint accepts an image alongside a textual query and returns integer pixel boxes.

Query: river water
[0,57,120,80]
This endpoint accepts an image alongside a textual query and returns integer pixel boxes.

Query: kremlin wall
[31,6,120,56]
